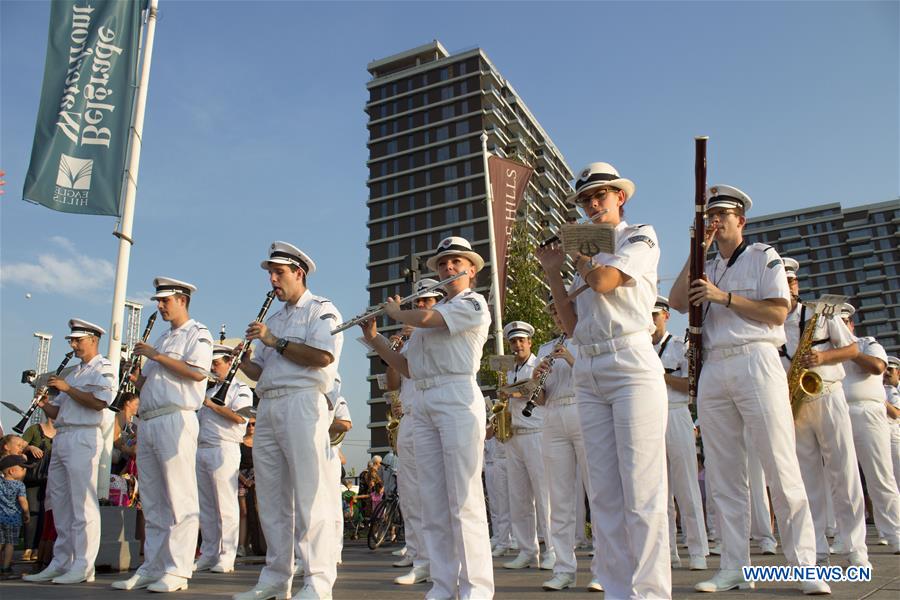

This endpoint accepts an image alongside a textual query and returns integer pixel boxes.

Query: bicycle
[367,488,403,550]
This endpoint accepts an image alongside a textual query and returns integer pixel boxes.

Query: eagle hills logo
[57,153,93,190]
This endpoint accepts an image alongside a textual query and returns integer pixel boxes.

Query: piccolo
[331,271,466,335]
[109,311,157,412]
[538,209,609,247]
[14,351,75,433]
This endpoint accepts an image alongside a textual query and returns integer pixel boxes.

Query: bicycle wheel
[367,499,397,550]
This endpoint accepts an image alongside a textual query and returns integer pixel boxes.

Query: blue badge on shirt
[766,259,782,269]
[320,313,337,321]
[464,298,481,311]
[628,235,655,248]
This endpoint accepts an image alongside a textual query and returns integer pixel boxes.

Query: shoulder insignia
[627,234,655,248]
[766,258,783,269]
[197,338,212,345]
[102,373,115,379]
[464,297,482,311]
[319,313,337,321]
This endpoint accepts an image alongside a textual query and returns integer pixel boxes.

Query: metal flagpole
[480,132,504,356]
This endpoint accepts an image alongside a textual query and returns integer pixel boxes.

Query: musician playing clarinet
[669,186,827,594]
[360,236,493,600]
[234,242,343,600]
[24,319,116,586]
[113,277,213,594]
[194,344,252,575]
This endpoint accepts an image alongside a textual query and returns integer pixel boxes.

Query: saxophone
[489,357,514,443]
[385,390,402,452]
[787,304,826,419]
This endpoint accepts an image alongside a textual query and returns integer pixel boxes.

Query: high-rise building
[364,41,574,452]
[743,199,899,353]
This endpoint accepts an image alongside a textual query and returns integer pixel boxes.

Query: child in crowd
[0,454,31,579]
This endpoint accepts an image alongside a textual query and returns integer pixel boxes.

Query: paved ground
[2,530,898,599]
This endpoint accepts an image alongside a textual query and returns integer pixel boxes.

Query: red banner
[488,155,533,308]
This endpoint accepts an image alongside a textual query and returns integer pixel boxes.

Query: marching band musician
[194,344,252,574]
[781,258,868,567]
[113,277,214,593]
[484,425,514,557]
[234,242,343,600]
[531,299,591,591]
[23,319,116,586]
[536,162,670,598]
[500,320,556,572]
[385,278,444,586]
[327,376,352,567]
[669,186,827,594]
[651,296,709,571]
[360,236,493,600]
[840,306,900,554]
[885,357,900,495]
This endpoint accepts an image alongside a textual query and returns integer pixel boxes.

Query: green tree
[502,220,554,348]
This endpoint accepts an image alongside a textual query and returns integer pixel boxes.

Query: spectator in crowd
[112,392,139,475]
[21,418,55,562]
[237,417,256,558]
[0,454,30,579]
[0,434,44,461]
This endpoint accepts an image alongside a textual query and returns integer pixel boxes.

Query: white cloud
[1,237,115,298]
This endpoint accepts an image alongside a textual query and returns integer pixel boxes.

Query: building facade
[743,199,899,353]
[364,41,574,452]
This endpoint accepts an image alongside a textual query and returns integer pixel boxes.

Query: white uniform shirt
[655,333,690,406]
[198,380,252,445]
[405,288,491,379]
[397,344,417,416]
[506,354,540,429]
[51,354,116,427]
[535,336,576,403]
[885,386,900,425]
[140,319,214,412]
[571,221,659,345]
[701,243,790,351]
[843,337,888,403]
[251,289,343,397]
[783,304,855,382]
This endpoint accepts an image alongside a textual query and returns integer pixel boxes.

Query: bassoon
[14,351,75,433]
[109,311,158,412]
[687,136,708,404]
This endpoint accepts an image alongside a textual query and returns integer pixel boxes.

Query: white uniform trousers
[745,427,777,548]
[794,384,868,558]
[254,390,334,598]
[412,377,493,600]
[397,413,428,569]
[506,428,552,559]
[196,443,241,568]
[330,446,343,565]
[698,343,817,570]
[892,423,900,493]
[575,343,670,599]
[703,469,720,543]
[485,457,511,549]
[46,427,102,576]
[136,411,200,580]
[574,468,589,547]
[541,399,589,575]
[848,401,900,545]
[666,405,708,558]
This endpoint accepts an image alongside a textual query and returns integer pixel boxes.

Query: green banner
[23,0,144,217]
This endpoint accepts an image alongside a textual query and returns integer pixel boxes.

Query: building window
[436,145,450,162]
[441,85,453,101]
[446,206,459,222]
[444,165,458,180]
[457,120,469,135]
[388,263,400,279]
[436,126,450,141]
[460,225,475,241]
[388,241,399,256]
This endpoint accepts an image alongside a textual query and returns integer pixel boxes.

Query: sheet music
[488,354,516,372]
[561,223,616,256]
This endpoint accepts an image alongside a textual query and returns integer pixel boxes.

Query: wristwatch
[275,338,289,355]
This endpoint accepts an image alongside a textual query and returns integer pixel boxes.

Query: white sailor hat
[65,318,105,339]
[887,356,900,369]
[652,295,670,313]
[425,236,485,273]
[707,184,753,214]
[415,278,445,299]
[839,303,856,319]
[783,257,800,279]
[212,344,234,359]
[503,321,535,340]
[260,241,316,275]
[568,162,635,204]
[151,277,197,300]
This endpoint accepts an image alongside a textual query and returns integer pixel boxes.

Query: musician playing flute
[194,344,252,575]
[536,162,669,598]
[113,277,214,593]
[234,242,343,600]
[669,186,828,594]
[360,236,493,600]
[24,319,115,586]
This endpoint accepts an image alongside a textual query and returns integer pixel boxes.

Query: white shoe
[542,572,576,591]
[22,566,66,582]
[708,543,722,556]
[295,584,333,599]
[829,540,848,555]
[193,556,217,572]
[695,569,754,592]
[801,579,831,595]
[876,537,888,546]
[112,573,158,590]
[503,552,538,569]
[392,554,414,568]
[211,564,235,573]
[491,545,509,557]
[670,552,682,568]
[540,550,556,570]
[587,579,604,592]
[689,555,708,571]
[759,539,777,555]
[847,551,870,568]
[233,583,290,600]
[394,565,429,585]
[391,546,407,557]
[52,569,95,584]
[148,574,189,593]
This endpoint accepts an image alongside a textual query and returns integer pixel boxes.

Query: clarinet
[522,333,568,417]
[109,311,158,412]
[13,351,76,433]
[687,136,709,405]
[211,290,276,406]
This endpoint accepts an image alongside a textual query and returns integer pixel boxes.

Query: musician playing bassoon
[536,162,669,597]
[360,236,493,600]
[669,185,827,594]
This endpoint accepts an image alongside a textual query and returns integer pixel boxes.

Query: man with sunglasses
[670,186,826,594]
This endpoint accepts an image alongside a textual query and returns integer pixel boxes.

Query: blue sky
[2,0,897,470]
